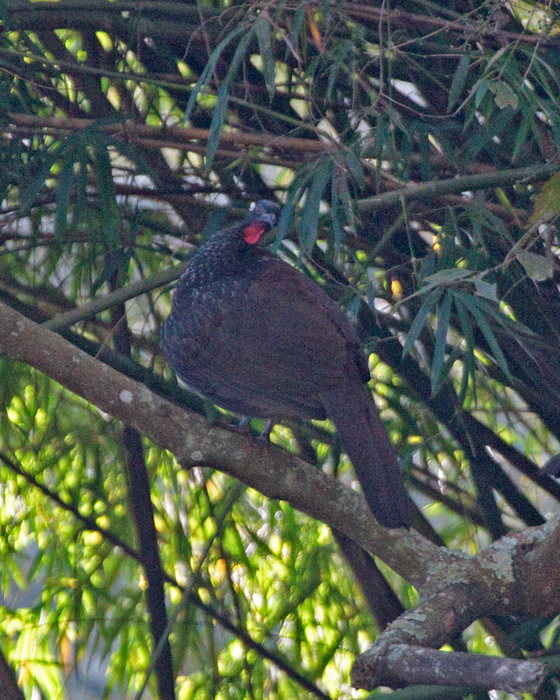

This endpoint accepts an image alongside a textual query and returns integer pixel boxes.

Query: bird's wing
[164,258,366,419]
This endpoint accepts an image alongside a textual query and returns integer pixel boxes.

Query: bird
[161,200,410,528]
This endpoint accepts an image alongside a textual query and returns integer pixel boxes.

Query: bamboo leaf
[344,146,365,187]
[528,171,560,227]
[454,294,476,404]
[55,149,77,238]
[517,250,554,281]
[447,54,470,112]
[183,25,247,123]
[20,147,60,211]
[431,290,452,393]
[255,15,276,99]
[90,132,119,248]
[206,27,255,170]
[464,107,516,161]
[455,291,513,381]
[300,158,333,252]
[330,168,349,259]
[402,287,443,358]
[206,83,230,171]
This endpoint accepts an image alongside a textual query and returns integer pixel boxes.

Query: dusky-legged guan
[162,200,410,528]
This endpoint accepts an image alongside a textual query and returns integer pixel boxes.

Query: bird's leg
[257,419,274,442]
[233,416,252,432]
[227,417,274,446]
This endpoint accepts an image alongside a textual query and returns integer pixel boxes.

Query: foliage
[1,1,560,699]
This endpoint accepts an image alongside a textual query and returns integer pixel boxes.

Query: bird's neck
[179,226,261,288]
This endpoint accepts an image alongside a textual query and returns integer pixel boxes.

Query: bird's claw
[228,417,273,446]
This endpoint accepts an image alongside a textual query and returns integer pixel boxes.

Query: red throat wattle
[243,222,266,245]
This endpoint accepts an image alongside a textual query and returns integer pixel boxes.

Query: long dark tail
[321,378,410,529]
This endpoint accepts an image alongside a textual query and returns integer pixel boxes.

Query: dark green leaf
[402,287,443,358]
[454,294,476,405]
[447,54,470,112]
[20,148,60,211]
[474,79,490,109]
[455,291,513,381]
[431,290,452,393]
[206,83,230,171]
[90,132,119,248]
[300,159,333,252]
[512,110,534,162]
[255,15,276,99]
[330,168,348,259]
[54,150,77,238]
[464,107,516,162]
[344,147,365,187]
[206,27,255,170]
[183,25,247,123]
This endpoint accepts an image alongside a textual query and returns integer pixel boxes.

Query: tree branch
[353,644,547,695]
[357,162,559,213]
[353,516,560,691]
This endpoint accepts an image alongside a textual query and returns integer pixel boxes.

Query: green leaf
[19,147,60,211]
[344,147,365,187]
[431,290,452,393]
[474,79,490,109]
[330,168,351,259]
[474,277,498,301]
[517,250,554,281]
[206,83,230,171]
[447,54,470,112]
[402,287,443,358]
[300,158,333,252]
[455,291,513,381]
[489,80,519,110]
[288,4,306,57]
[454,295,476,404]
[183,25,247,123]
[205,27,255,170]
[512,110,534,162]
[55,149,77,238]
[90,132,119,248]
[255,15,276,99]
[464,107,516,161]
[528,171,560,226]
[422,268,474,285]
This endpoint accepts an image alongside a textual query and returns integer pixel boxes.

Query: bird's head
[241,200,281,245]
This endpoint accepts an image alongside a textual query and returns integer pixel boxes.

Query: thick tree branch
[353,516,560,691]
[353,644,547,695]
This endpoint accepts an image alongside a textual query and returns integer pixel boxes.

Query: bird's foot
[228,417,273,446]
